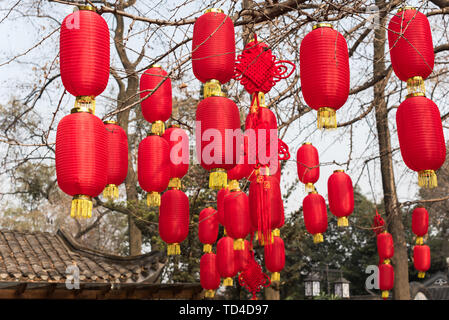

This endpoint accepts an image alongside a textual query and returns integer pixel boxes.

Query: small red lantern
[235,240,251,272]
[196,96,241,189]
[103,121,128,201]
[412,207,429,245]
[296,142,319,192]
[140,65,172,135]
[414,245,431,279]
[162,125,189,189]
[379,262,394,300]
[200,252,221,298]
[217,187,231,228]
[377,232,394,264]
[198,207,219,253]
[302,191,328,244]
[264,235,285,282]
[327,169,354,227]
[216,236,237,286]
[137,135,170,207]
[388,7,434,94]
[227,135,253,189]
[159,189,189,255]
[60,6,110,112]
[300,23,349,129]
[56,109,107,219]
[224,190,251,250]
[396,94,446,188]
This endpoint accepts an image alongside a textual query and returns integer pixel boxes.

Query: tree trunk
[264,283,280,300]
[373,0,410,300]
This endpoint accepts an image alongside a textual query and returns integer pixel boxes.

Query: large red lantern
[192,9,235,97]
[302,191,328,243]
[162,125,189,189]
[159,189,189,255]
[300,23,349,129]
[103,121,128,201]
[412,207,429,245]
[198,207,219,253]
[224,191,251,250]
[379,263,394,300]
[140,65,172,135]
[377,232,394,264]
[327,169,354,227]
[235,240,251,272]
[216,236,237,286]
[137,135,170,207]
[396,94,446,188]
[217,187,231,228]
[264,236,285,282]
[56,109,107,219]
[414,245,431,279]
[388,7,434,94]
[60,6,110,112]
[296,142,319,192]
[196,96,241,189]
[200,253,221,298]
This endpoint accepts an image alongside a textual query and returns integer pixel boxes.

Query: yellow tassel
[305,183,315,193]
[272,229,280,237]
[233,239,245,250]
[337,217,349,227]
[70,195,93,219]
[415,237,424,245]
[151,120,165,136]
[209,169,227,190]
[383,259,391,265]
[168,177,181,189]
[75,96,95,114]
[317,107,337,129]
[418,170,437,189]
[204,290,215,298]
[223,228,227,236]
[203,244,212,253]
[313,233,324,244]
[228,179,240,191]
[259,232,274,246]
[407,76,425,95]
[204,79,223,98]
[418,272,426,279]
[103,184,119,201]
[167,243,180,256]
[147,192,161,207]
[381,291,389,299]
[271,272,280,282]
[223,277,233,287]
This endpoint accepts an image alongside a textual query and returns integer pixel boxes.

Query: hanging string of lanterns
[412,207,431,278]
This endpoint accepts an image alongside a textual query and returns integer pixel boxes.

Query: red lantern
[377,232,394,263]
[300,23,350,129]
[103,121,128,200]
[159,189,189,255]
[235,240,251,272]
[296,142,319,192]
[264,236,285,282]
[162,125,189,189]
[200,253,221,298]
[414,245,431,279]
[412,207,429,245]
[137,135,170,207]
[217,187,231,228]
[196,96,241,189]
[327,169,354,227]
[56,110,107,219]
[216,236,237,286]
[60,7,110,112]
[396,94,446,188]
[140,65,172,135]
[192,8,235,97]
[302,191,328,244]
[379,263,394,300]
[198,207,219,253]
[224,191,251,250]
[227,135,253,189]
[388,7,434,94]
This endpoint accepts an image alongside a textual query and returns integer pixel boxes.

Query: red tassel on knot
[238,250,271,300]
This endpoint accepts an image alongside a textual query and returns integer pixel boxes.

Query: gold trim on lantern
[223,277,233,286]
[303,142,312,145]
[167,243,181,256]
[103,120,118,125]
[168,177,182,190]
[103,184,119,201]
[259,232,274,246]
[74,96,96,114]
[71,195,93,219]
[415,236,424,245]
[381,291,389,299]
[317,107,337,129]
[78,5,96,12]
[251,91,266,107]
[223,227,227,236]
[203,244,212,253]
[150,64,162,69]
[271,272,280,282]
[334,169,345,173]
[313,233,324,244]
[406,92,426,99]
[418,272,426,279]
[398,6,416,13]
[418,170,437,189]
[308,190,318,195]
[228,179,240,192]
[313,23,334,30]
[233,238,245,250]
[337,216,349,227]
[204,290,216,298]
[383,259,391,265]
[209,168,227,190]
[205,8,224,14]
[305,183,315,193]
[151,120,165,136]
[272,229,280,237]
[147,192,161,207]
[204,79,223,98]
[406,76,425,95]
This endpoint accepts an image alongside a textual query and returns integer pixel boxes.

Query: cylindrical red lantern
[272,199,285,237]
[396,94,446,188]
[235,240,251,272]
[327,169,354,227]
[412,207,429,245]
[200,253,221,298]
[159,189,189,255]
[216,236,237,286]
[377,231,394,263]
[388,7,434,94]
[217,187,231,228]
[60,6,110,112]
[264,236,285,282]
[302,191,328,243]
[192,8,235,97]
[140,65,172,135]
[196,96,241,189]
[137,135,170,207]
[296,142,319,192]
[300,23,349,129]
[414,245,431,279]
[56,109,107,219]
[224,191,251,250]
[198,207,219,253]
[103,121,128,200]
[227,135,253,189]
[162,125,189,189]
[379,262,394,300]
